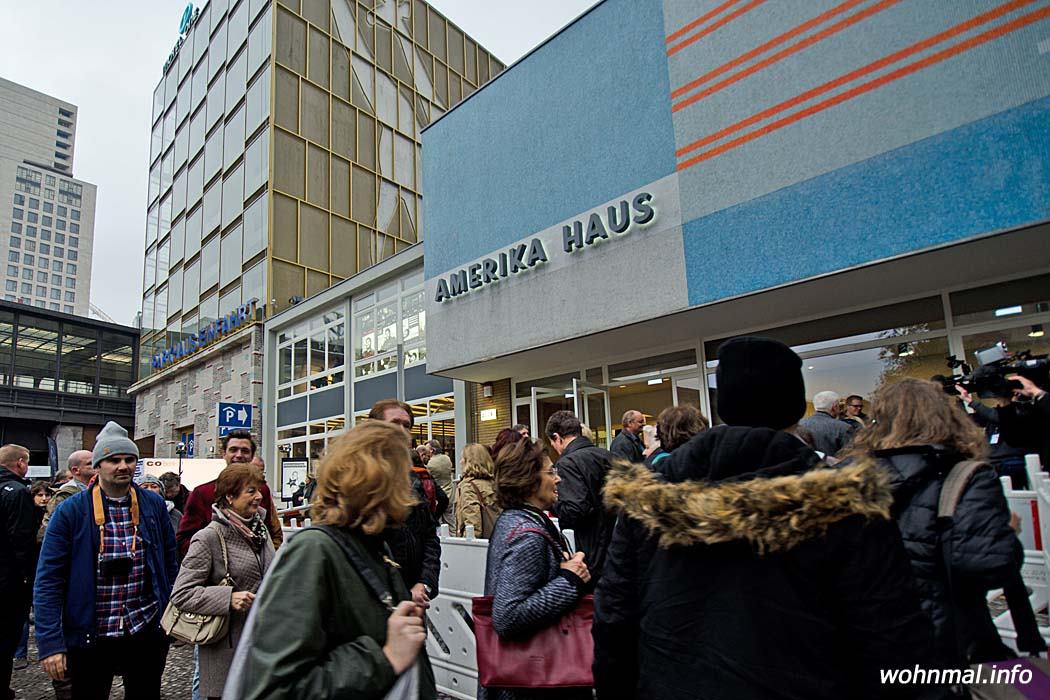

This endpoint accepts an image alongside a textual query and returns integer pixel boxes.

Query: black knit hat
[716,336,805,430]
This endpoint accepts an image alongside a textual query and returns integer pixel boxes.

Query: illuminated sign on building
[151,298,259,372]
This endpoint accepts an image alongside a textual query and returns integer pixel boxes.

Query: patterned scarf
[213,504,268,551]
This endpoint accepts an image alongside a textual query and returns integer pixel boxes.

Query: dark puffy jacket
[552,436,615,586]
[384,472,441,594]
[0,469,36,596]
[593,426,945,700]
[870,446,1022,666]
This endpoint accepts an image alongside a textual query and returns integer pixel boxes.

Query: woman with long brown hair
[845,378,1021,667]
[455,443,501,538]
[225,421,436,699]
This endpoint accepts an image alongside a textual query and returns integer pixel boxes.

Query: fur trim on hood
[603,458,893,554]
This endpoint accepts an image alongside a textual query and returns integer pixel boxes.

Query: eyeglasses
[541,467,559,476]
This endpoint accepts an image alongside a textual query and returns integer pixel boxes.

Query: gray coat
[171,508,275,698]
[798,411,853,457]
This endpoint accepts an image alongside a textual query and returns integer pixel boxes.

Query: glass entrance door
[530,386,573,441]
[573,378,612,449]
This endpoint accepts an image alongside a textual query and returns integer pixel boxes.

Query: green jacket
[234,527,437,699]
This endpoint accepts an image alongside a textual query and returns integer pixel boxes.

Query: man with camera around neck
[34,421,179,698]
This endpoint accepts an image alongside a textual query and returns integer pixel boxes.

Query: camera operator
[955,369,1050,478]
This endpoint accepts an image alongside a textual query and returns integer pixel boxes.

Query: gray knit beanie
[135,473,164,489]
[92,421,139,467]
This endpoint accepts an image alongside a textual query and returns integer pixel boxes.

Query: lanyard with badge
[92,485,140,577]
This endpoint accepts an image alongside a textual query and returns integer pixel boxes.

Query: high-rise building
[131,0,502,459]
[0,78,96,316]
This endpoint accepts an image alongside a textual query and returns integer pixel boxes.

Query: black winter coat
[384,472,441,595]
[872,446,1022,666]
[0,469,36,597]
[609,430,643,464]
[551,436,615,586]
[593,426,945,700]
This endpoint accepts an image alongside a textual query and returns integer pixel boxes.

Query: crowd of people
[1,333,1048,699]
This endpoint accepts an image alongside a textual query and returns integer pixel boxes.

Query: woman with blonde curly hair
[845,377,1021,668]
[225,421,437,699]
[455,443,501,538]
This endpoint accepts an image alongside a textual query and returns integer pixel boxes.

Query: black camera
[937,342,1050,397]
[98,556,133,577]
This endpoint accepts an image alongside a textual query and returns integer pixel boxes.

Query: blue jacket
[33,484,178,659]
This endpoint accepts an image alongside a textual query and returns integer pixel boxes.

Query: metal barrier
[992,454,1050,650]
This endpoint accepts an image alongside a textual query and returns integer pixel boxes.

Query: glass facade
[0,305,137,397]
[139,0,503,380]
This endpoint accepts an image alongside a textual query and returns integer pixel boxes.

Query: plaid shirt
[95,495,158,637]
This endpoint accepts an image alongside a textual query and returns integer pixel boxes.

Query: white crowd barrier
[991,454,1050,650]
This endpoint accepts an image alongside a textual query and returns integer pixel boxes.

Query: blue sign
[180,431,195,457]
[151,298,259,373]
[178,4,195,34]
[218,402,253,437]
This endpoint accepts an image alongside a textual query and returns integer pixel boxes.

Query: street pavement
[12,625,458,698]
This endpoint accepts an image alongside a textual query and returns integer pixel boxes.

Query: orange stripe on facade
[673,0,903,116]
[671,0,869,101]
[666,0,745,44]
[675,0,1038,160]
[677,3,1050,171]
[667,0,767,57]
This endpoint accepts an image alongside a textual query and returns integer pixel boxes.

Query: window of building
[9,237,20,249]
[36,285,46,297]
[22,254,32,266]
[54,247,63,260]
[24,239,35,253]
[6,265,16,277]
[65,277,75,288]
[13,194,24,206]
[277,306,346,398]
[60,323,97,395]
[29,198,39,210]
[71,209,80,221]
[4,281,15,292]
[99,331,134,397]
[7,252,17,263]
[66,263,76,275]
[37,272,47,283]
[69,236,78,249]
[50,288,61,300]
[27,213,37,224]
[39,244,49,255]
[12,208,23,220]
[45,175,56,187]
[10,223,20,234]
[63,305,73,314]
[64,291,75,303]
[42,216,52,227]
[44,189,54,200]
[39,229,49,241]
[49,303,60,311]
[56,220,66,232]
[20,282,31,294]
[43,202,52,214]
[50,274,61,285]
[352,271,425,378]
[20,269,31,280]
[68,251,77,262]
[55,233,65,245]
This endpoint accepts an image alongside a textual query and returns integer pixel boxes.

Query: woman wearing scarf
[171,464,276,699]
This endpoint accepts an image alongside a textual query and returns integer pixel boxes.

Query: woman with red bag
[479,439,592,700]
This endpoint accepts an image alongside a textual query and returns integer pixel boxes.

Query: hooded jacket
[863,446,1022,666]
[593,425,943,700]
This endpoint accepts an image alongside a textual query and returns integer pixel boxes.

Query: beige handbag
[161,528,235,645]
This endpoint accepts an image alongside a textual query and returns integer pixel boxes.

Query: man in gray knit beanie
[91,421,139,467]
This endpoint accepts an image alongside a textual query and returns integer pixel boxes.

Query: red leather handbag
[472,594,594,689]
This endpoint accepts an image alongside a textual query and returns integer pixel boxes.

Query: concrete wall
[132,325,263,458]
[422,0,1050,374]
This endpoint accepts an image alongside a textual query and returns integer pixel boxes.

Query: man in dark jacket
[34,422,179,697]
[593,337,944,700]
[369,399,441,607]
[546,410,616,587]
[0,443,35,700]
[610,410,646,463]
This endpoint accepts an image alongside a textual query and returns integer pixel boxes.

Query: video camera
[936,342,1050,397]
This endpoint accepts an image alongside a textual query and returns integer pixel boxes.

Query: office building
[0,78,96,316]
[132,0,503,459]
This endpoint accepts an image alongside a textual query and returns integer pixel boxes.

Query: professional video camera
[936,342,1050,397]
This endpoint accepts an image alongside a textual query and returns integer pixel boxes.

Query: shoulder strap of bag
[936,459,989,665]
[308,525,395,612]
[937,460,986,518]
[215,527,235,586]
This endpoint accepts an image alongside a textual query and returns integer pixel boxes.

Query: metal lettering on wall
[434,192,655,303]
[151,298,260,372]
[163,3,201,74]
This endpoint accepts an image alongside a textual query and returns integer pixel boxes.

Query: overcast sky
[0,0,595,326]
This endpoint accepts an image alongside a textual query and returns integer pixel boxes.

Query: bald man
[38,450,96,543]
[610,410,646,463]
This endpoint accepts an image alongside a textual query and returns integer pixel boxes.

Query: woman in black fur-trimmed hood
[593,337,948,700]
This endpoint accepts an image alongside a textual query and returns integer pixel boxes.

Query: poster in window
[280,458,309,500]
